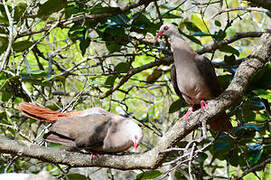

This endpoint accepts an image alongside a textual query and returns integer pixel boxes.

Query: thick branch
[0,33,270,169]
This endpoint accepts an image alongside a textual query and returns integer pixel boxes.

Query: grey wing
[170,64,183,97]
[44,114,111,149]
[194,55,222,97]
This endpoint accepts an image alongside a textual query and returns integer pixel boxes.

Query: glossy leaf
[184,21,202,32]
[131,13,160,35]
[14,2,27,22]
[253,89,271,100]
[89,3,120,14]
[136,170,162,180]
[169,99,185,113]
[215,20,221,27]
[214,30,226,41]
[104,75,117,86]
[250,64,271,89]
[175,171,187,180]
[37,0,67,18]
[79,37,90,56]
[0,37,8,55]
[146,68,163,83]
[13,40,33,52]
[162,12,183,19]
[219,45,240,56]
[67,173,87,180]
[224,54,236,65]
[68,23,86,41]
[0,3,9,25]
[114,62,130,73]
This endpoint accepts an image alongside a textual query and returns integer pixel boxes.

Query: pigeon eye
[164,26,169,30]
[135,135,138,140]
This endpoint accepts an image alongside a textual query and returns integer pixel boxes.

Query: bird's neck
[170,34,196,64]
[170,34,194,52]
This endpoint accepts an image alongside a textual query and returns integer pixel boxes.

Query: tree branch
[17,0,156,38]
[0,32,270,170]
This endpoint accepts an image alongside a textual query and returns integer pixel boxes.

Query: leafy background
[0,0,271,179]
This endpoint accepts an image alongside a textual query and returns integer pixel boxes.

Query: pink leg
[180,106,193,120]
[90,152,102,160]
[200,100,207,110]
[95,152,101,158]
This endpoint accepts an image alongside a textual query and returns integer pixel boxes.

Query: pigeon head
[156,24,178,39]
[126,120,143,150]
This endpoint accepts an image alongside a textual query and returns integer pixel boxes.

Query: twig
[235,158,271,180]
[17,0,156,39]
[0,0,15,71]
[213,7,270,18]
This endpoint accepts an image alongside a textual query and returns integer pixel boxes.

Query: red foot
[91,152,102,160]
[200,100,207,110]
[180,106,193,120]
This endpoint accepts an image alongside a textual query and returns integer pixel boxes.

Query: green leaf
[224,54,236,65]
[114,62,130,73]
[162,12,183,19]
[67,173,87,180]
[14,2,27,22]
[79,37,90,56]
[217,74,232,91]
[109,14,130,25]
[131,13,160,35]
[136,170,162,180]
[169,99,185,113]
[2,91,12,102]
[97,25,128,52]
[13,40,33,52]
[89,3,120,14]
[192,31,211,36]
[253,89,271,100]
[160,5,183,12]
[21,70,48,78]
[214,30,226,41]
[250,64,271,89]
[68,23,86,41]
[37,0,67,19]
[0,37,8,55]
[175,171,187,180]
[219,45,240,56]
[210,134,233,160]
[146,68,163,83]
[180,31,202,45]
[215,20,221,27]
[0,3,9,25]
[195,152,208,163]
[104,75,117,86]
[184,21,202,32]
[105,41,122,53]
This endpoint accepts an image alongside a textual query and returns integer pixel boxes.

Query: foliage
[0,0,271,179]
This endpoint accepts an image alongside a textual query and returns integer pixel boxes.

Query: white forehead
[126,120,143,137]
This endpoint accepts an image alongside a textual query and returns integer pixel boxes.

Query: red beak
[155,31,164,40]
[134,142,139,150]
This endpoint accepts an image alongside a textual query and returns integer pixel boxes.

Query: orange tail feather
[18,102,80,122]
